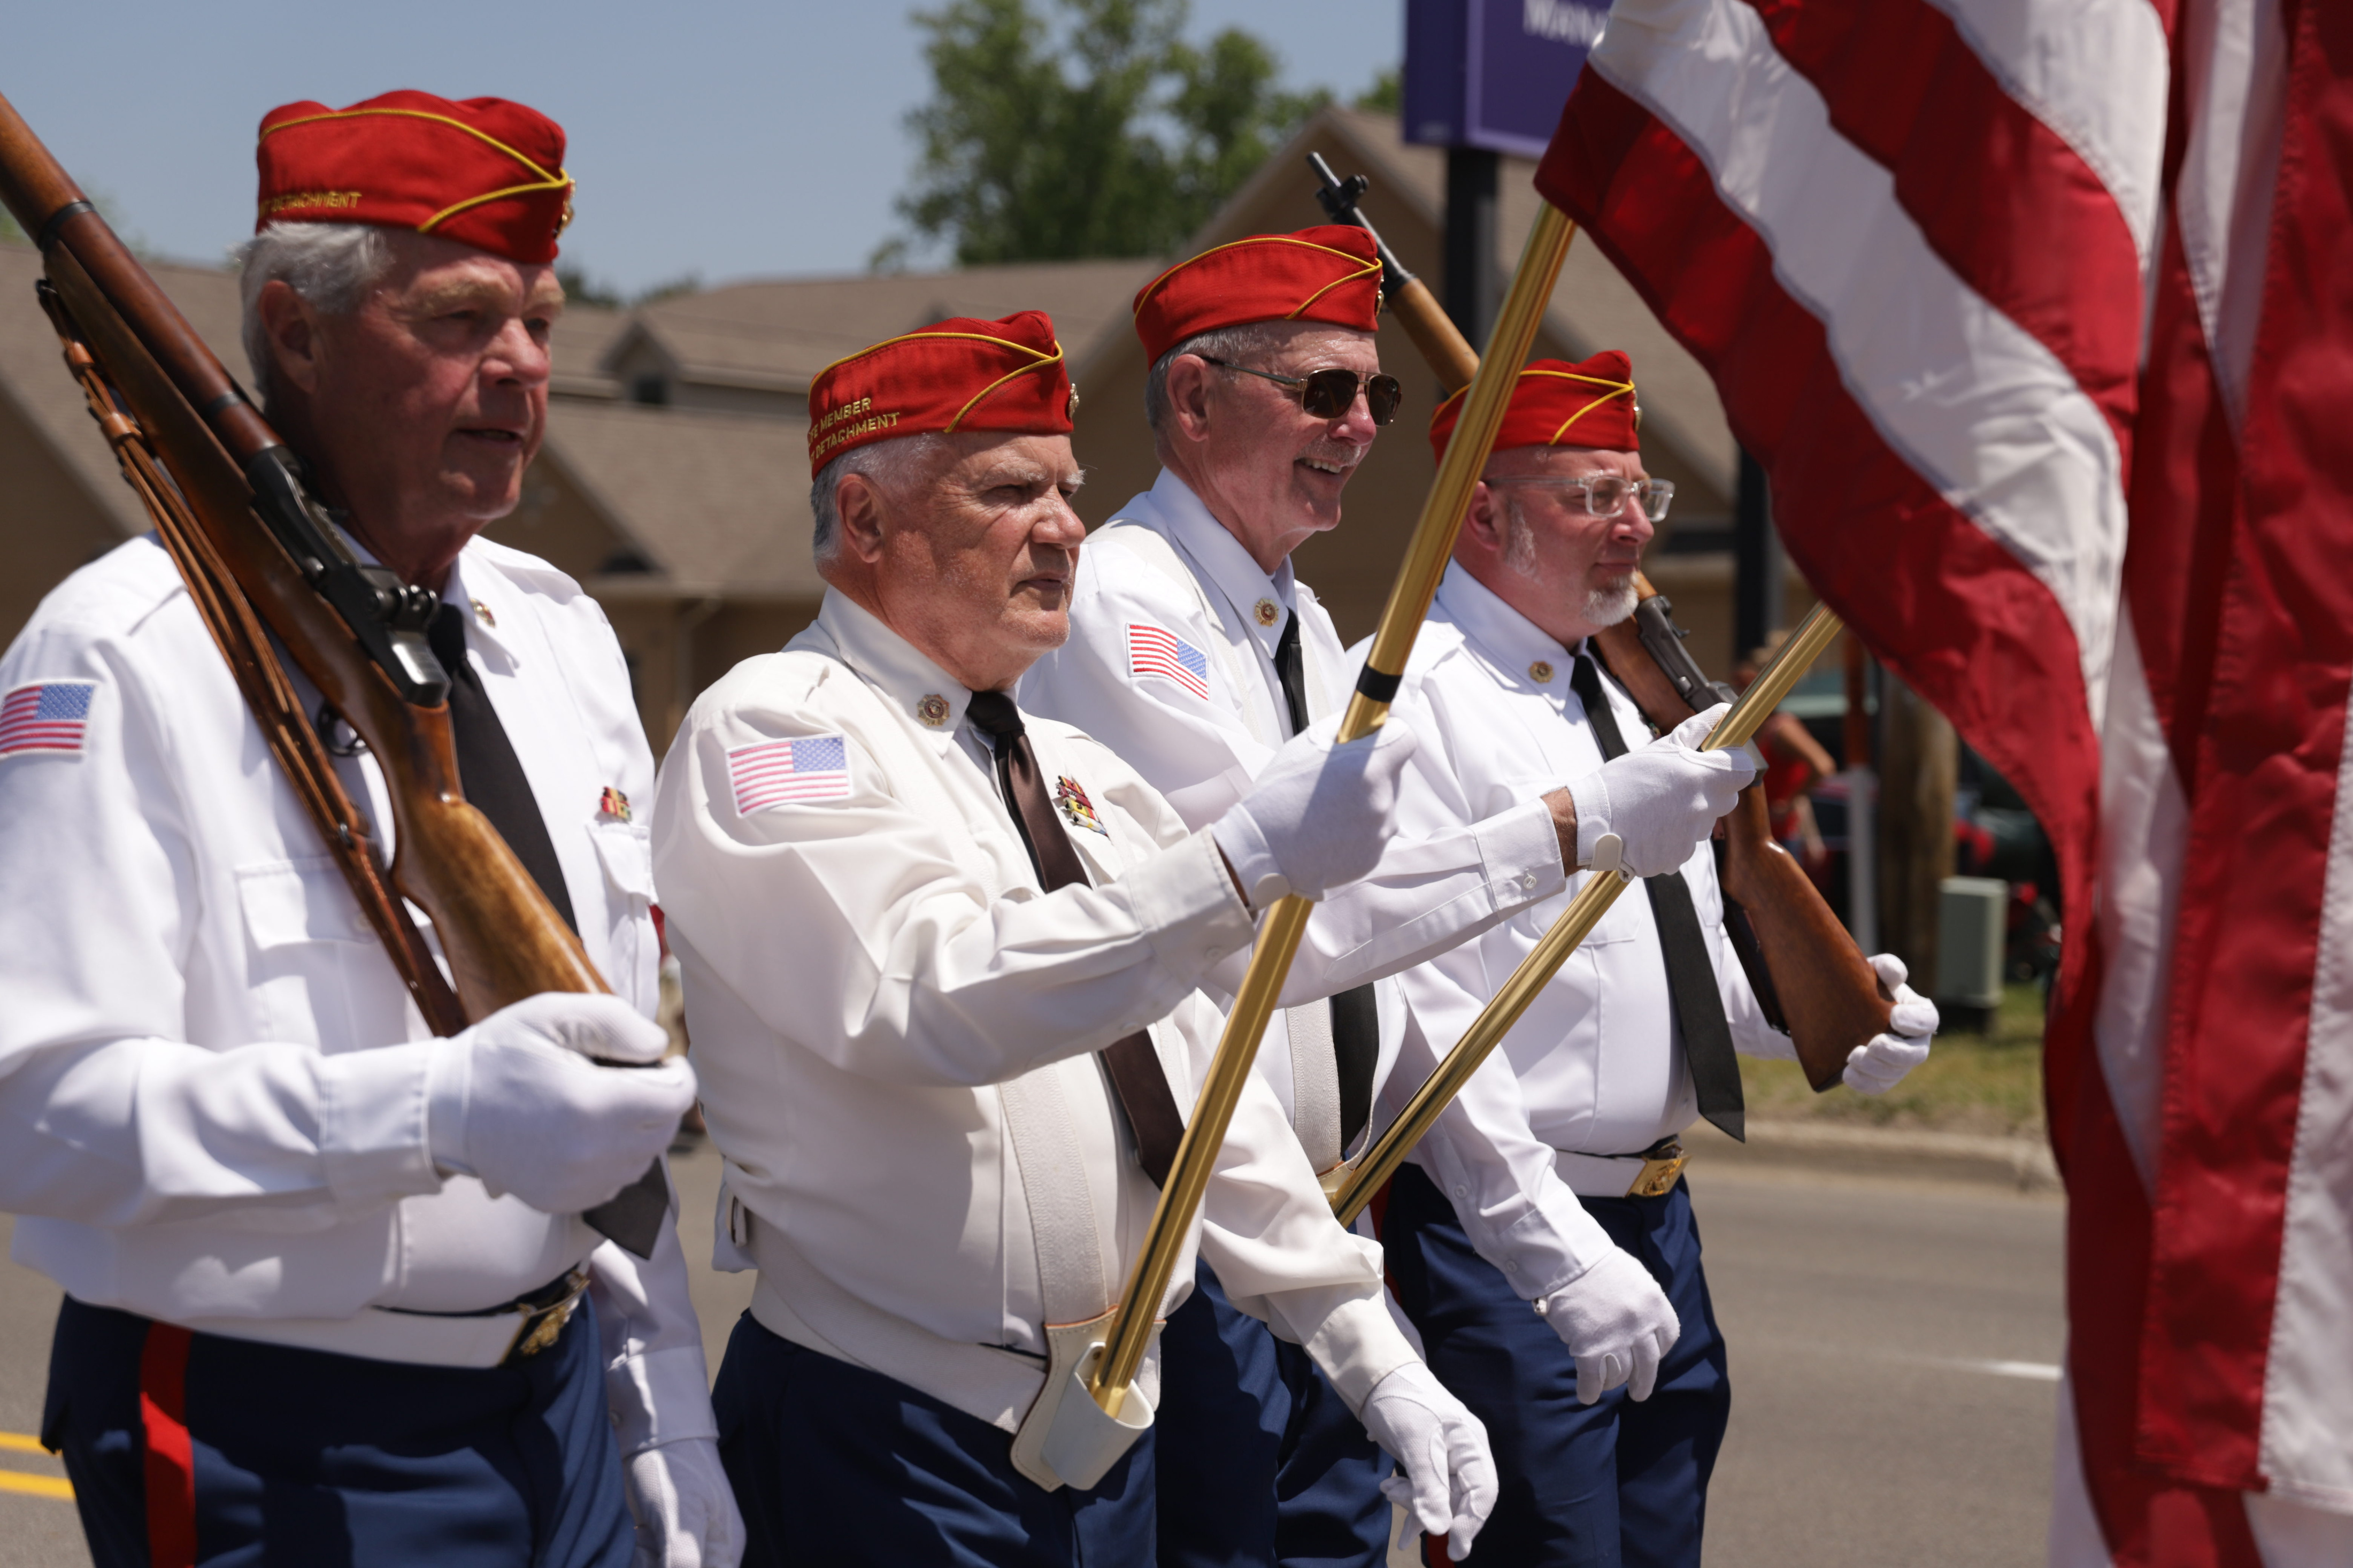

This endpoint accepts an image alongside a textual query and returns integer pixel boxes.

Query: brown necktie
[964,690,1188,1185]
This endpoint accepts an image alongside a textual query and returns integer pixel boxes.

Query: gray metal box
[1936,875,2008,1009]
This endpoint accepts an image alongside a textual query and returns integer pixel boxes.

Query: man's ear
[1163,353,1218,445]
[1460,479,1505,555]
[256,279,325,398]
[834,471,890,566]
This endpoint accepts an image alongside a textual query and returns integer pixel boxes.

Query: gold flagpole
[1087,204,1581,1416]
[1329,601,1847,1226]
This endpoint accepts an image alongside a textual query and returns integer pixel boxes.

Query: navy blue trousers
[1382,1164,1731,1568]
[42,1294,632,1568]
[1155,1258,1392,1568]
[713,1310,1152,1567]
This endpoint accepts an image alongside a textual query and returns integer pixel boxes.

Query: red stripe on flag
[2135,0,2353,1490]
[1537,69,2103,970]
[139,1323,196,1568]
[1739,0,2146,455]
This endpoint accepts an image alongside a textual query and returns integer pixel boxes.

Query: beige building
[0,106,1788,755]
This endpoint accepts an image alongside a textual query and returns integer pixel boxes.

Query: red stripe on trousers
[2135,0,2353,1489]
[1535,70,2103,984]
[1740,0,2146,458]
[139,1323,196,1568]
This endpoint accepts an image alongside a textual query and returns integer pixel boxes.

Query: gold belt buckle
[508,1267,592,1362]
[1625,1141,1687,1198]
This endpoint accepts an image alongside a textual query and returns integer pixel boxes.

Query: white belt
[173,1269,591,1370]
[1552,1141,1689,1200]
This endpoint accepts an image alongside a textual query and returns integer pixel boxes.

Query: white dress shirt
[0,533,713,1455]
[1362,564,1797,1300]
[649,589,1417,1435]
[1021,468,1566,1157]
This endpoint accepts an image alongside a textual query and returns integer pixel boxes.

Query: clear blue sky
[4,1,1403,295]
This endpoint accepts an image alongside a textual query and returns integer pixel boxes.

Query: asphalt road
[0,1145,2062,1566]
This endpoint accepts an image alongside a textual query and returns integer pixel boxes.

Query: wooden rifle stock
[1308,153,1480,392]
[0,95,665,1252]
[1592,578,1890,1092]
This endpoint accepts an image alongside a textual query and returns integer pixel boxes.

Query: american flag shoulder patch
[1126,623,1211,702]
[727,732,852,816]
[0,680,95,760]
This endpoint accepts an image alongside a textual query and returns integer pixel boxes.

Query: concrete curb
[1682,1117,2061,1193]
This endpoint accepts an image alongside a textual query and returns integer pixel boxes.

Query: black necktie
[1570,653,1745,1142]
[428,604,671,1256]
[965,689,1188,1186]
[1273,612,1380,1152]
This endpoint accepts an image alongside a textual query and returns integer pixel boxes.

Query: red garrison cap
[1131,226,1382,365]
[1429,351,1641,462]
[256,91,573,264]
[807,311,1075,476]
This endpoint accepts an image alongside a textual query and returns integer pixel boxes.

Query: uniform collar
[814,589,978,752]
[443,547,522,669]
[1433,562,1582,697]
[1146,467,1298,656]
[333,526,522,671]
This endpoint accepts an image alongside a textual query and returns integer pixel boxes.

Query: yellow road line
[0,1471,72,1501]
[0,1433,46,1455]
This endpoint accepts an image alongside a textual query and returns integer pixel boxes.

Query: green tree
[1353,67,1401,115]
[881,0,1331,266]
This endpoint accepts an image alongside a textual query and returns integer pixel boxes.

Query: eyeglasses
[1195,357,1404,426]
[1489,473,1676,522]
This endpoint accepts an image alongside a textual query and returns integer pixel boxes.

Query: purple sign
[1403,0,1608,159]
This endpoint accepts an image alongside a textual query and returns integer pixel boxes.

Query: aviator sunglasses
[1195,356,1405,426]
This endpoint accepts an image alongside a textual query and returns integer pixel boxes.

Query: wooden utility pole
[1877,675,1956,995]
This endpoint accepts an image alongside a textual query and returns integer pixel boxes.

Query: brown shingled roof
[542,401,819,598]
[605,257,1156,395]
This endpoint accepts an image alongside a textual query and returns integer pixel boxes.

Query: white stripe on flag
[1591,0,2129,724]
[1924,0,2169,263]
[2175,0,2289,427]
[2259,704,2353,1508]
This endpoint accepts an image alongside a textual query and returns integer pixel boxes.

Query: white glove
[1535,1246,1682,1405]
[1359,1360,1497,1559]
[1566,704,1756,876]
[625,1438,744,1568]
[426,992,697,1214]
[1212,714,1421,904]
[1843,952,1939,1095]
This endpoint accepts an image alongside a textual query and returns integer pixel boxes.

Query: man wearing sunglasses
[1365,357,1939,1567]
[1022,237,1757,1566]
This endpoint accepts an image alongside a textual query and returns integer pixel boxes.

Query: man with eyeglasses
[1363,357,1939,1566]
[1022,237,1759,1566]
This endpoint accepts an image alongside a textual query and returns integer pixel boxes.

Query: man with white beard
[1365,355,1939,1566]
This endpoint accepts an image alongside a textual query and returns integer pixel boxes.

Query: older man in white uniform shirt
[652,312,1521,1566]
[1021,230,1759,1567]
[0,94,731,1568]
[1370,355,1939,1567]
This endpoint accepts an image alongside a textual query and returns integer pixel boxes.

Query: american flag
[1126,624,1211,702]
[726,734,851,816]
[0,681,94,759]
[1541,1,2353,1558]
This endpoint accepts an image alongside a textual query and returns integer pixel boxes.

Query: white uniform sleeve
[1032,552,1566,1008]
[590,1168,719,1455]
[1382,932,1623,1302]
[1198,1031,1419,1415]
[649,683,1257,1089]
[0,628,442,1231]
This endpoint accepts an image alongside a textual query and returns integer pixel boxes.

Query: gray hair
[809,432,954,568]
[234,222,393,403]
[1142,321,1299,435]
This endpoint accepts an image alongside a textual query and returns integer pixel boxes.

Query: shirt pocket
[589,819,660,1011]
[234,857,393,1049]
